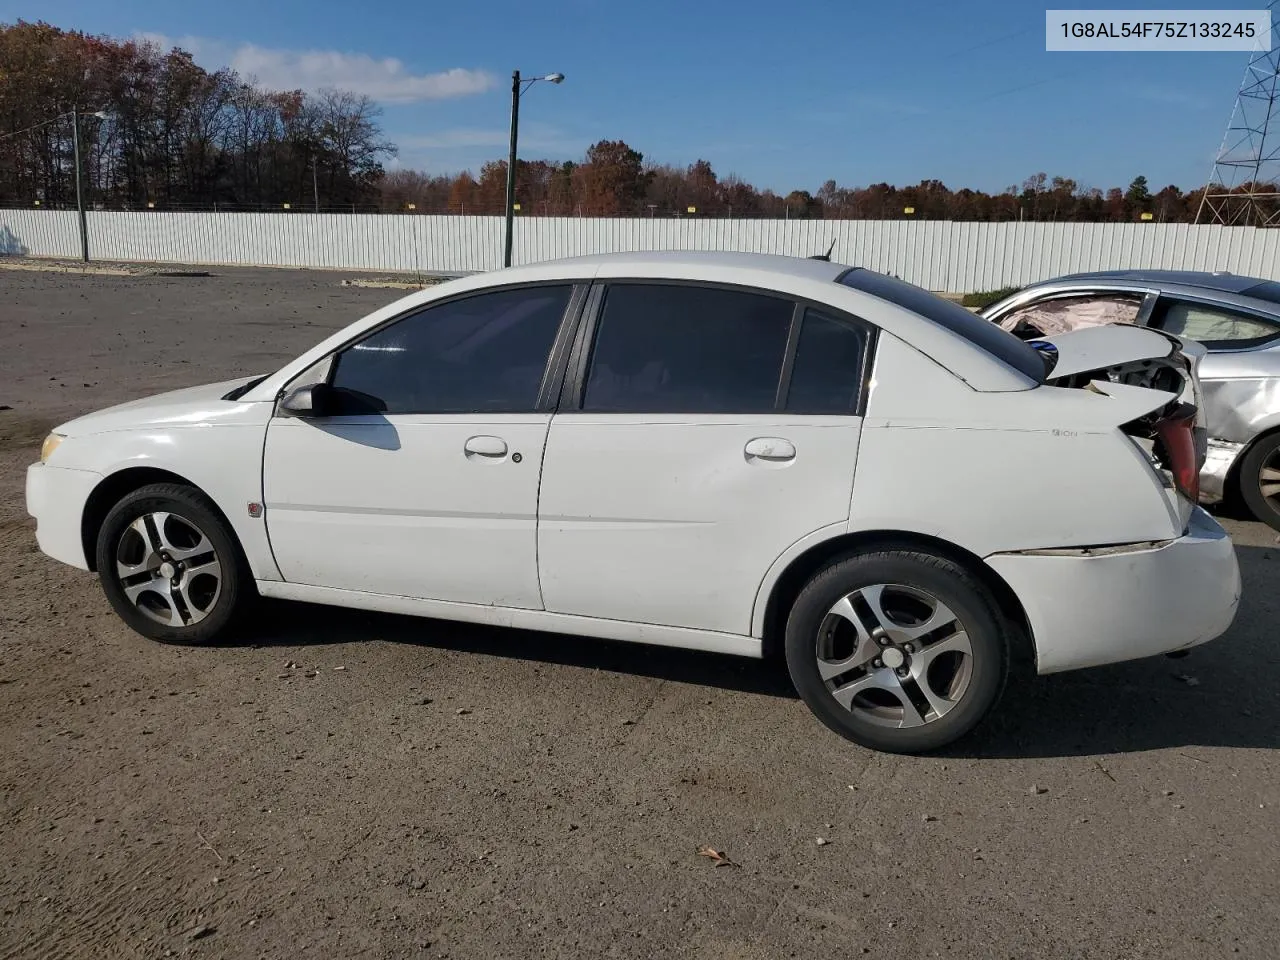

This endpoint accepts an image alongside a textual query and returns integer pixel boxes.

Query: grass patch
[960,286,1020,310]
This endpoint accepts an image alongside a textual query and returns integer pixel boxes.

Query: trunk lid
[1032,325,1206,529]
[1032,325,1180,380]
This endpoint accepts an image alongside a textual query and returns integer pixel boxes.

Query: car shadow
[227,543,1280,756]
[230,598,796,699]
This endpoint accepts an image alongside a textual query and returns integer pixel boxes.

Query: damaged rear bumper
[985,507,1240,674]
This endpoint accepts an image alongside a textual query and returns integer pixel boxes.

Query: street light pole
[71,107,88,262]
[503,70,563,268]
[503,70,521,268]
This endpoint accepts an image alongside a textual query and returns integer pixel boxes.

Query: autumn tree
[784,189,821,218]
[447,171,477,213]
[1125,175,1152,216]
[576,139,647,215]
[548,162,575,215]
[473,160,507,214]
[0,19,395,209]
[720,175,760,217]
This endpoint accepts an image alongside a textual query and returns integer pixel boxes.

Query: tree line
[0,21,391,212]
[0,20,1262,223]
[386,163,1208,222]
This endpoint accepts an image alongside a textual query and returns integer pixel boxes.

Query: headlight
[39,433,64,463]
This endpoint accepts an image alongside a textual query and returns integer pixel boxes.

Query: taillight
[1154,408,1199,503]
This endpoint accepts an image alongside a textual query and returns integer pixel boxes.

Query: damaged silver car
[984,270,1280,530]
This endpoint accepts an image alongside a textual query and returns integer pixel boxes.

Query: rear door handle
[464,435,508,458]
[744,437,796,462]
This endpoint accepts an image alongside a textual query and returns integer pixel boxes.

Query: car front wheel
[95,482,250,645]
[785,549,1009,753]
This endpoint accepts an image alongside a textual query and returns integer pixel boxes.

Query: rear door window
[582,284,793,413]
[784,308,870,414]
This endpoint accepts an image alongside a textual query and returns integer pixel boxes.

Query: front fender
[54,420,280,582]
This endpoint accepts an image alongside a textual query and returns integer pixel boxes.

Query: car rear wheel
[95,483,250,645]
[1238,432,1280,532]
[784,549,1009,754]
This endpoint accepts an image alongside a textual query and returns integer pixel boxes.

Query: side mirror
[278,382,333,418]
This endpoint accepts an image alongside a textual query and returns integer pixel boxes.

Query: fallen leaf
[696,845,736,867]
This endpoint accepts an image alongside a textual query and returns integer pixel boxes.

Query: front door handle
[744,437,796,462]
[464,435,508,458]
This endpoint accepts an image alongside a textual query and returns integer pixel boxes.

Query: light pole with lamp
[504,71,563,268]
[0,108,108,262]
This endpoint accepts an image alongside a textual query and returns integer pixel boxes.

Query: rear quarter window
[838,269,1046,383]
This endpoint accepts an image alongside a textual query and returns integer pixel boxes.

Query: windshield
[837,269,1047,383]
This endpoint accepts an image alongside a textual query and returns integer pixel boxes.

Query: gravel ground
[1,267,1278,960]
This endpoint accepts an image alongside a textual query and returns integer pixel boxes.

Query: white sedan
[26,252,1241,752]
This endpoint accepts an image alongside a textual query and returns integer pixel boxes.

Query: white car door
[537,282,870,636]
[262,283,580,608]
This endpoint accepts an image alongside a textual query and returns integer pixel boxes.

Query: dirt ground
[1,266,1278,960]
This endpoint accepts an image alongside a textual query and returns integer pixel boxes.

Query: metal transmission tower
[1197,2,1280,226]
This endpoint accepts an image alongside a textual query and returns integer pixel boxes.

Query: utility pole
[312,155,320,213]
[503,70,563,267]
[71,107,88,262]
[504,70,521,268]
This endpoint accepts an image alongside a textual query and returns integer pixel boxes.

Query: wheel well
[80,467,202,572]
[1226,425,1280,500]
[759,530,1034,663]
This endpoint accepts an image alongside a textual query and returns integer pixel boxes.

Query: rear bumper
[985,507,1240,674]
[25,462,100,571]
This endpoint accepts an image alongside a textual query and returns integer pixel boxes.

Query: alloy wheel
[114,511,222,627]
[1258,450,1280,512]
[815,583,974,729]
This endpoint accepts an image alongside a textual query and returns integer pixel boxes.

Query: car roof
[1047,269,1264,294]
[534,249,849,282]
[1004,269,1280,315]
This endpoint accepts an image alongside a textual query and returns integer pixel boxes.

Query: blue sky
[6,0,1264,193]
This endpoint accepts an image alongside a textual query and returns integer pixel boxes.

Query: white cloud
[136,32,494,103]
[398,125,580,155]
[399,129,512,149]
[1134,86,1210,110]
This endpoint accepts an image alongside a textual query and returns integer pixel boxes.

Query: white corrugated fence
[3,209,1279,292]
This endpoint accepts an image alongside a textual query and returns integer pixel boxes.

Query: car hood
[56,376,266,437]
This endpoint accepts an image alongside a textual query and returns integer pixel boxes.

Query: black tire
[784,549,1009,754]
[95,482,251,645]
[1237,432,1280,532]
